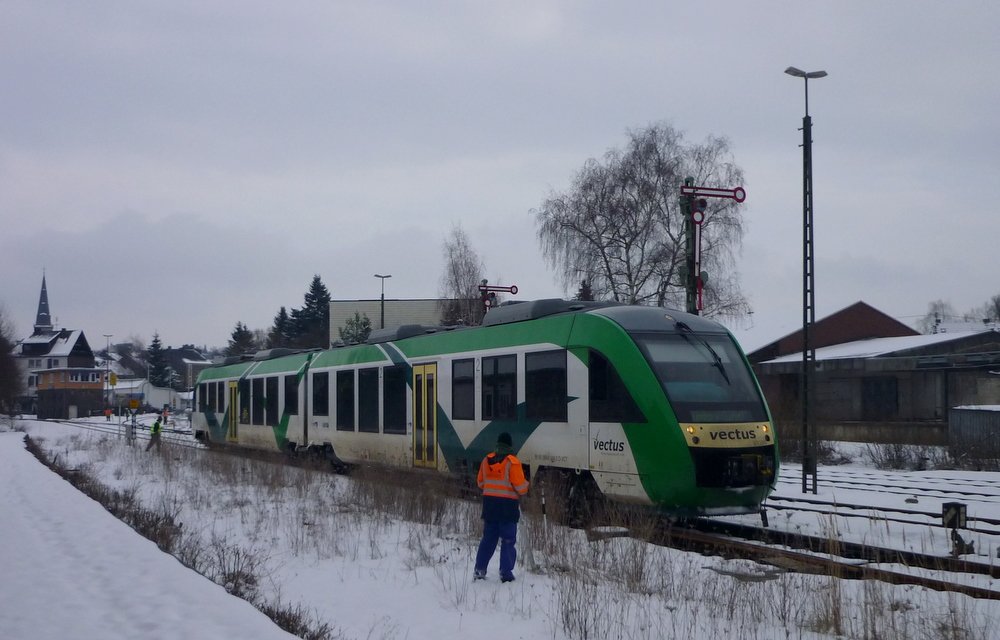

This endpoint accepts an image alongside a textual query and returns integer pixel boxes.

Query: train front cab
[630,326,777,511]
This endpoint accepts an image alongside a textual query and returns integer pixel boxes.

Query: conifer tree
[146,333,170,387]
[226,322,257,356]
[338,311,372,344]
[267,306,292,348]
[289,275,331,348]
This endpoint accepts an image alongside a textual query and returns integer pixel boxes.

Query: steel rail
[47,419,205,450]
[657,525,1000,601]
[767,494,1000,532]
[690,519,1000,580]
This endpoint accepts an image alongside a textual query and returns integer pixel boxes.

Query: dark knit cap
[497,432,512,446]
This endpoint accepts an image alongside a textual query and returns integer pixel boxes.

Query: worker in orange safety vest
[473,431,529,582]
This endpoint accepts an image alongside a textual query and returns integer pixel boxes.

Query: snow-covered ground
[4,416,1000,640]
[0,426,295,640]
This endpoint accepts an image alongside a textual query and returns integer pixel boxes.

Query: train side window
[482,355,516,420]
[239,379,250,423]
[252,378,265,425]
[284,375,299,415]
[452,358,475,420]
[589,350,645,423]
[358,368,379,433]
[265,376,279,425]
[216,382,225,414]
[312,372,329,416]
[199,383,208,412]
[526,350,567,421]
[336,370,355,431]
[383,365,407,434]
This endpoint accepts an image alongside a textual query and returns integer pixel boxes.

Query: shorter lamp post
[103,334,113,408]
[374,274,392,329]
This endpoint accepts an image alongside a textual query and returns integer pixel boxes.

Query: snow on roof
[18,330,84,356]
[46,330,83,357]
[764,329,995,364]
[110,378,150,391]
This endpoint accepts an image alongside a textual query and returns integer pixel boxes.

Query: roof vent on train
[481,299,621,327]
[252,348,300,361]
[366,324,446,344]
[221,354,254,365]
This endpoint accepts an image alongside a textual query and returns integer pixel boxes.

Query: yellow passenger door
[412,363,437,468]
[227,381,239,442]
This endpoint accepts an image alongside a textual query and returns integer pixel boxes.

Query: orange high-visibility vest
[477,453,529,500]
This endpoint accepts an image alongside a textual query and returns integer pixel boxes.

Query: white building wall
[330,299,448,340]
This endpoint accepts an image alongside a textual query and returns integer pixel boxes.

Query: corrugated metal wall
[949,407,1000,457]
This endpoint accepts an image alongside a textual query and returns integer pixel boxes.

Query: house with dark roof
[749,301,1000,443]
[12,275,102,415]
[162,345,213,390]
[747,301,920,364]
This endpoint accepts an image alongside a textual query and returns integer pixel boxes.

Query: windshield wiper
[676,321,731,386]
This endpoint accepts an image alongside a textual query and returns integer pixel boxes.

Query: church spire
[34,272,53,334]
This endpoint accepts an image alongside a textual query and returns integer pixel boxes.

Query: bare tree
[439,224,485,325]
[125,333,146,353]
[975,294,1000,323]
[962,294,1000,326]
[918,300,956,333]
[535,122,749,318]
[0,304,24,415]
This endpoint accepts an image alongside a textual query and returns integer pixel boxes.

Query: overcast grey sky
[2,1,997,352]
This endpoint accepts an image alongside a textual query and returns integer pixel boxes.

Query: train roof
[480,299,618,327]
[482,298,729,334]
[200,301,734,381]
[592,305,729,334]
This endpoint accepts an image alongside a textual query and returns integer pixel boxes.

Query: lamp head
[785,66,827,79]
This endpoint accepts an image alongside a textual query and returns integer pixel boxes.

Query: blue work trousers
[475,520,518,578]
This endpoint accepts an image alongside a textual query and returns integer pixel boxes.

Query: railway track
[47,418,206,450]
[775,474,1000,504]
[655,523,1000,601]
[764,494,1000,536]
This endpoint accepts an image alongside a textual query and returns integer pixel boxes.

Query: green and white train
[193,299,778,517]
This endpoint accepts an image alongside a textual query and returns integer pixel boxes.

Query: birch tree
[536,122,750,318]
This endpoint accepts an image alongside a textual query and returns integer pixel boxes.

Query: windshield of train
[634,331,768,423]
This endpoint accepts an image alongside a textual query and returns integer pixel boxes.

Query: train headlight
[686,426,695,434]
[760,424,769,433]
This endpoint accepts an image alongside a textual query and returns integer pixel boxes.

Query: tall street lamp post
[785,66,826,494]
[374,274,392,329]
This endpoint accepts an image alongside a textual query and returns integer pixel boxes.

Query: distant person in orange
[104,407,112,422]
[473,432,529,582]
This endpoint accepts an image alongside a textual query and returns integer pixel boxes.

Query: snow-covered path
[0,432,294,640]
